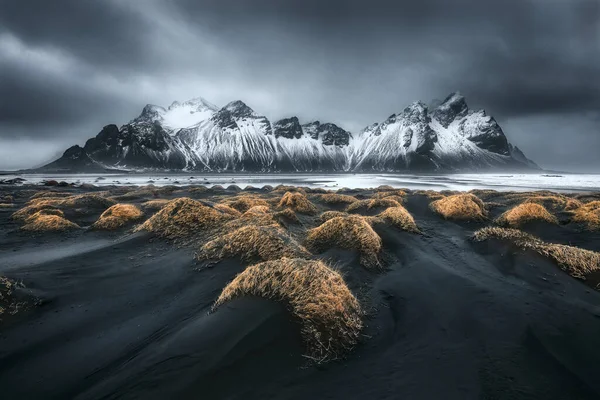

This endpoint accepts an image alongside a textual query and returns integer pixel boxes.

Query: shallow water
[3,172,600,192]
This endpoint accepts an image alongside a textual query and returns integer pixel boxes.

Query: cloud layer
[1,0,599,171]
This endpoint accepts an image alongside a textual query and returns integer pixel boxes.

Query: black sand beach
[1,183,600,399]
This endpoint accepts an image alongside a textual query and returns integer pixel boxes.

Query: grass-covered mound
[213,258,363,361]
[473,227,600,280]
[375,206,419,233]
[570,201,600,231]
[141,199,171,212]
[12,194,115,221]
[430,194,487,221]
[222,195,269,213]
[319,193,358,205]
[21,212,80,232]
[345,198,402,213]
[320,210,348,223]
[198,224,310,263]
[306,215,382,268]
[495,203,557,227]
[279,192,318,215]
[135,197,235,240]
[274,208,300,224]
[213,203,243,217]
[92,204,144,230]
[413,190,445,200]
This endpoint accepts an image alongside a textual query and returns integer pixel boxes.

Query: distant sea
[2,173,600,192]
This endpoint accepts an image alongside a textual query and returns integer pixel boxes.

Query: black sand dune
[1,184,600,399]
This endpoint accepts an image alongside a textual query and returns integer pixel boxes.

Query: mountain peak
[223,100,255,118]
[432,92,469,127]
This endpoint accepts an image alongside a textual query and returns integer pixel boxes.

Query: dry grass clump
[0,203,15,208]
[495,203,557,227]
[272,185,306,194]
[13,194,115,221]
[320,211,348,223]
[198,224,310,262]
[135,197,235,240]
[223,195,269,213]
[92,204,144,230]
[141,199,171,212]
[373,190,406,199]
[279,192,318,215]
[374,185,395,192]
[571,201,600,231]
[29,191,71,200]
[575,193,600,203]
[189,186,209,194]
[24,208,65,223]
[319,193,358,205]
[375,206,419,233]
[430,194,487,221]
[274,208,300,224]
[473,227,600,280]
[346,198,402,213]
[522,195,572,212]
[305,187,329,194]
[246,205,270,214]
[306,215,382,268]
[213,258,363,361]
[21,214,80,232]
[468,189,500,201]
[413,190,445,200]
[1,195,14,203]
[213,203,242,217]
[564,198,584,211]
[227,184,242,192]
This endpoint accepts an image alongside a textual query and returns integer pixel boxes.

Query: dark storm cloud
[0,0,599,170]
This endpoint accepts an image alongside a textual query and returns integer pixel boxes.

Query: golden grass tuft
[141,199,171,212]
[413,190,445,200]
[373,190,406,199]
[375,206,419,233]
[319,193,358,205]
[24,208,64,223]
[29,191,71,200]
[213,258,363,361]
[306,215,382,268]
[430,194,487,221]
[272,185,306,194]
[135,197,235,240]
[374,185,395,192]
[274,207,300,224]
[223,195,270,213]
[473,227,600,280]
[213,203,243,217]
[495,203,557,227]
[522,195,572,212]
[0,203,15,208]
[92,204,144,230]
[198,224,310,262]
[320,210,348,223]
[279,192,318,215]
[571,201,600,231]
[245,205,270,214]
[21,214,79,232]
[564,198,584,211]
[346,198,402,213]
[13,194,115,221]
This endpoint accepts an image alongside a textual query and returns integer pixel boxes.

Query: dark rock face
[432,92,469,128]
[459,116,510,155]
[273,117,303,139]
[212,100,273,135]
[301,121,352,146]
[38,145,105,172]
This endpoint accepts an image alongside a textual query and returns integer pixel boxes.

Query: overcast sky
[1,0,599,172]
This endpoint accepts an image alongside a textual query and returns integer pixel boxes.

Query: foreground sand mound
[92,204,144,230]
[306,215,382,268]
[346,198,402,213]
[274,208,300,224]
[223,195,269,213]
[278,192,318,215]
[213,203,243,217]
[430,194,486,221]
[135,197,235,240]
[473,227,600,280]
[373,189,407,200]
[571,201,600,231]
[110,185,178,201]
[375,206,419,233]
[414,190,445,200]
[198,225,310,263]
[495,203,557,227]
[319,193,358,205]
[13,194,115,221]
[213,258,363,361]
[21,214,80,232]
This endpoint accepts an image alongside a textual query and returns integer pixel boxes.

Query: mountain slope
[40,92,538,172]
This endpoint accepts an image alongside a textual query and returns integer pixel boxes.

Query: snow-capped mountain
[40,92,538,172]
